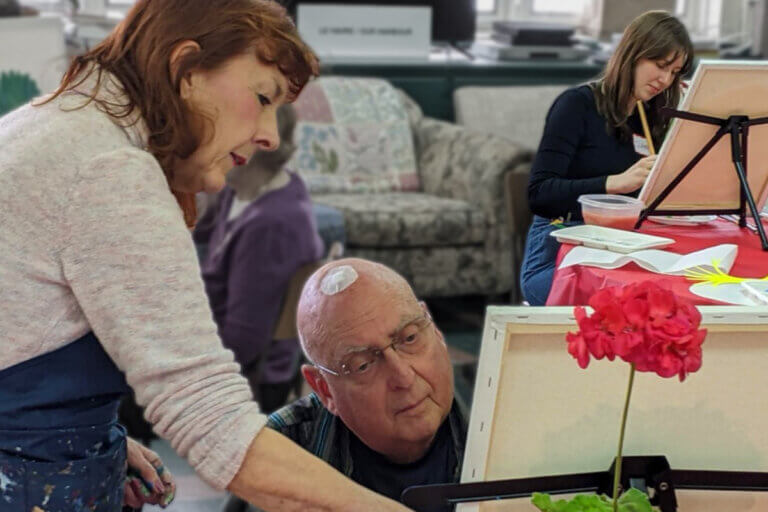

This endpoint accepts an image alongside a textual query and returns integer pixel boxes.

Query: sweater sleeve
[527,89,609,219]
[60,147,265,490]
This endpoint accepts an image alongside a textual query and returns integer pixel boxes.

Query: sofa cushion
[396,88,424,128]
[313,192,486,248]
[453,85,568,150]
[346,244,504,298]
[288,77,420,194]
[311,203,346,253]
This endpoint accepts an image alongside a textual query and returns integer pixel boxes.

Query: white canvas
[459,306,768,511]
[639,60,768,213]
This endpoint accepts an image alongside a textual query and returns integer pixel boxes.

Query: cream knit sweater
[0,80,265,490]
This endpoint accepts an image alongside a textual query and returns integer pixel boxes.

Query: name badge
[633,133,650,156]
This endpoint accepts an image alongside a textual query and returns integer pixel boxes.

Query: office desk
[546,219,768,306]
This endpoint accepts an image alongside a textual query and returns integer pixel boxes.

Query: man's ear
[301,364,338,415]
[419,300,444,342]
[169,39,201,98]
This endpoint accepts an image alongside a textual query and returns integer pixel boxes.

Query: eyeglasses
[313,311,434,379]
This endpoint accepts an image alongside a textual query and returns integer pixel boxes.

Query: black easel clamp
[635,108,768,251]
[401,455,768,512]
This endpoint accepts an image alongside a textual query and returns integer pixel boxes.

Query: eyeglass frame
[311,308,435,378]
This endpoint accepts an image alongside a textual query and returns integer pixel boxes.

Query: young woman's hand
[606,155,657,194]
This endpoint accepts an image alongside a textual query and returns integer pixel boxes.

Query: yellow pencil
[636,100,655,155]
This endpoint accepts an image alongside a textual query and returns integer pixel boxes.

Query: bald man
[264,258,466,508]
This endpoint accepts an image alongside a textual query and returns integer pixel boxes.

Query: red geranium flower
[550,282,708,512]
[566,281,706,381]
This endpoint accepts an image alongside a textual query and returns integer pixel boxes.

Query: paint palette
[550,224,675,253]
[649,215,717,226]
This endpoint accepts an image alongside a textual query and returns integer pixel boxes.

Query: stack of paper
[558,244,738,276]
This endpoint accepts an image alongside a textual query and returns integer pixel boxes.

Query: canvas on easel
[402,306,768,512]
[637,61,768,217]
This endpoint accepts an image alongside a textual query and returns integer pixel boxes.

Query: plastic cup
[578,194,644,231]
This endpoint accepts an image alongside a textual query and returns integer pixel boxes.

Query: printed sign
[297,4,432,60]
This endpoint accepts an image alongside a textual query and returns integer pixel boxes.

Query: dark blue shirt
[350,419,458,508]
[528,84,645,220]
[266,394,466,510]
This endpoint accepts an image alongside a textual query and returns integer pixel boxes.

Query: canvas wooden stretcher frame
[638,60,768,212]
[458,306,768,511]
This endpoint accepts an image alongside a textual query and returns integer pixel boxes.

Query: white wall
[584,0,678,39]
[0,16,67,94]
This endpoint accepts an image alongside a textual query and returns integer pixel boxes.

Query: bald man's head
[297,258,417,364]
[296,258,454,464]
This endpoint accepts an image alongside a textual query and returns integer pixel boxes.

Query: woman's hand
[123,437,176,508]
[606,155,657,194]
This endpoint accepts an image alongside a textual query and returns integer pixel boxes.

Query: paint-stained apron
[0,332,129,511]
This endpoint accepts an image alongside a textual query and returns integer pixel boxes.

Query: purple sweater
[199,173,323,383]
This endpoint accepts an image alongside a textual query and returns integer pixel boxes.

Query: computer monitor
[280,0,476,42]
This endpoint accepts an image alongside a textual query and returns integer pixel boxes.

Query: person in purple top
[195,104,324,413]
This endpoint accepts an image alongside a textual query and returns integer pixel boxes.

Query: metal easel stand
[401,455,768,512]
[634,107,768,251]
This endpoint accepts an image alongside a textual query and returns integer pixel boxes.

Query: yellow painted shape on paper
[685,258,768,286]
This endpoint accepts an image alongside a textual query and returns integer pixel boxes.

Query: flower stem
[613,364,636,512]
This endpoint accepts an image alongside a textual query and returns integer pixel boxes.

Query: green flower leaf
[531,491,655,512]
[531,492,559,511]
[616,488,655,512]
[531,493,612,512]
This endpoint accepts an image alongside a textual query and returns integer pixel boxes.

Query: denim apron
[0,332,129,511]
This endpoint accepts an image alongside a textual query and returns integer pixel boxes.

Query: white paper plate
[689,281,768,306]
[741,281,768,305]
[648,215,717,226]
[550,225,675,253]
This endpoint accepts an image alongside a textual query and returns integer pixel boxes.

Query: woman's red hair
[43,0,318,226]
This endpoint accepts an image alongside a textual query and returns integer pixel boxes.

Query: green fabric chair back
[0,70,40,116]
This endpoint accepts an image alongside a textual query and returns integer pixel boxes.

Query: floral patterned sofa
[288,77,532,298]
[453,85,568,302]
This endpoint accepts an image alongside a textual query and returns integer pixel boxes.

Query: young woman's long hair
[41,0,318,226]
[592,10,693,145]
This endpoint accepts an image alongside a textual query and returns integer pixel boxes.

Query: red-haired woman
[0,1,410,511]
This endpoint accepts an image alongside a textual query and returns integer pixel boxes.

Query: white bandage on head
[320,265,359,295]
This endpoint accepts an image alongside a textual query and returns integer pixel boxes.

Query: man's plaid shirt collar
[267,392,467,479]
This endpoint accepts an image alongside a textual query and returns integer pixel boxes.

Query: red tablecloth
[546,219,768,306]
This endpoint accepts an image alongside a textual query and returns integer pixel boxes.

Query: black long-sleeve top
[527,85,645,220]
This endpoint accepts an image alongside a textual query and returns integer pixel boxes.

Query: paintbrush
[637,100,655,155]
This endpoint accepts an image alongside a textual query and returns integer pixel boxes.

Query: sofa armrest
[505,162,533,303]
[505,162,533,239]
[416,117,533,225]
